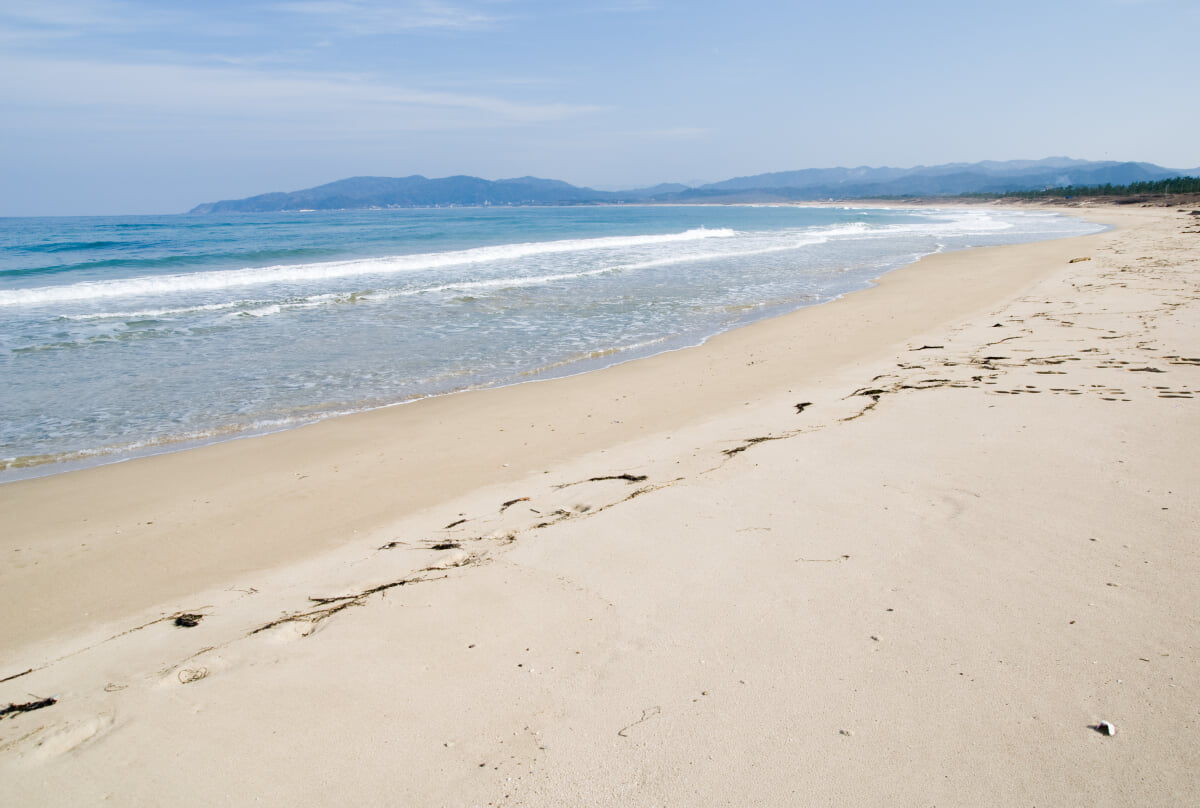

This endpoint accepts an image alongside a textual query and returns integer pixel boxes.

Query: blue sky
[1,0,1197,215]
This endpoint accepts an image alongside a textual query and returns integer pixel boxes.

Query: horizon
[6,155,1199,220]
[3,155,1198,220]
[2,1,1198,217]
[200,155,1200,193]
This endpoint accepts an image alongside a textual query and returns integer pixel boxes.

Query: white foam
[0,227,738,307]
[902,209,1016,234]
[51,227,843,318]
[338,231,844,303]
[61,300,273,321]
[18,213,1065,323]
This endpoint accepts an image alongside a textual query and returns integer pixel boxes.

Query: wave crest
[0,227,737,307]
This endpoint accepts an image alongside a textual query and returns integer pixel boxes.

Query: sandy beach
[2,202,1197,805]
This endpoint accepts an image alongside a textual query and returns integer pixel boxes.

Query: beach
[1,202,1197,804]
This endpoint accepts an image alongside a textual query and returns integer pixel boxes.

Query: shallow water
[0,205,1102,479]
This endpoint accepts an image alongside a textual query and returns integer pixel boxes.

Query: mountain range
[188,158,1199,213]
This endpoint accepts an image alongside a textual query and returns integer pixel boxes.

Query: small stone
[839,729,854,737]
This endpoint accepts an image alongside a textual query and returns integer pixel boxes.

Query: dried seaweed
[0,697,56,719]
[499,496,530,512]
[250,574,445,635]
[722,436,779,457]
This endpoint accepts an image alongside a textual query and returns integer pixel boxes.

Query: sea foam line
[46,228,846,319]
[17,215,999,318]
[0,227,737,306]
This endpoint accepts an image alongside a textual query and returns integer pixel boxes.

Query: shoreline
[0,208,1122,651]
[3,202,1197,804]
[0,205,1099,484]
[2,207,1123,648]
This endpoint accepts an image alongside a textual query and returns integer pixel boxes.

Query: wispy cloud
[0,0,180,33]
[0,0,126,28]
[589,1,659,12]
[0,0,499,49]
[0,1,269,50]
[274,0,499,33]
[0,55,601,133]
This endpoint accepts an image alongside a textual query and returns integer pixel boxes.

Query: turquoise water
[0,205,1102,479]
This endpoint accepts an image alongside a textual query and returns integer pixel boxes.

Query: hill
[188,158,1200,212]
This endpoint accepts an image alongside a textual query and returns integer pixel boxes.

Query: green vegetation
[973,176,1200,199]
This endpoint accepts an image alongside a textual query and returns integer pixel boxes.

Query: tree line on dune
[986,176,1200,199]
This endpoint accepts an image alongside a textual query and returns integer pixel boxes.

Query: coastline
[0,204,1093,485]
[0,208,1118,648]
[2,202,1197,804]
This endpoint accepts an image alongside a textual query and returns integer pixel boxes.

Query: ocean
[0,204,1103,480]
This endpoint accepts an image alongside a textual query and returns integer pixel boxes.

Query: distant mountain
[695,158,1197,198]
[621,182,692,196]
[188,175,617,213]
[188,158,1199,213]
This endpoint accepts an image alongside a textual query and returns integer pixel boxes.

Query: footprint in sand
[21,713,115,761]
[255,620,324,643]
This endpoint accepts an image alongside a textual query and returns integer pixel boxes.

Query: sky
[1,0,1197,216]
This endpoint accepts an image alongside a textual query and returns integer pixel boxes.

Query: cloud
[0,55,602,134]
[0,0,125,28]
[0,0,178,33]
[587,1,659,12]
[0,0,499,50]
[274,0,498,33]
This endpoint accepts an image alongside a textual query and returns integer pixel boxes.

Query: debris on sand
[1,697,57,718]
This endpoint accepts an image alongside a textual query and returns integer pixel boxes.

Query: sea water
[0,205,1102,480]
